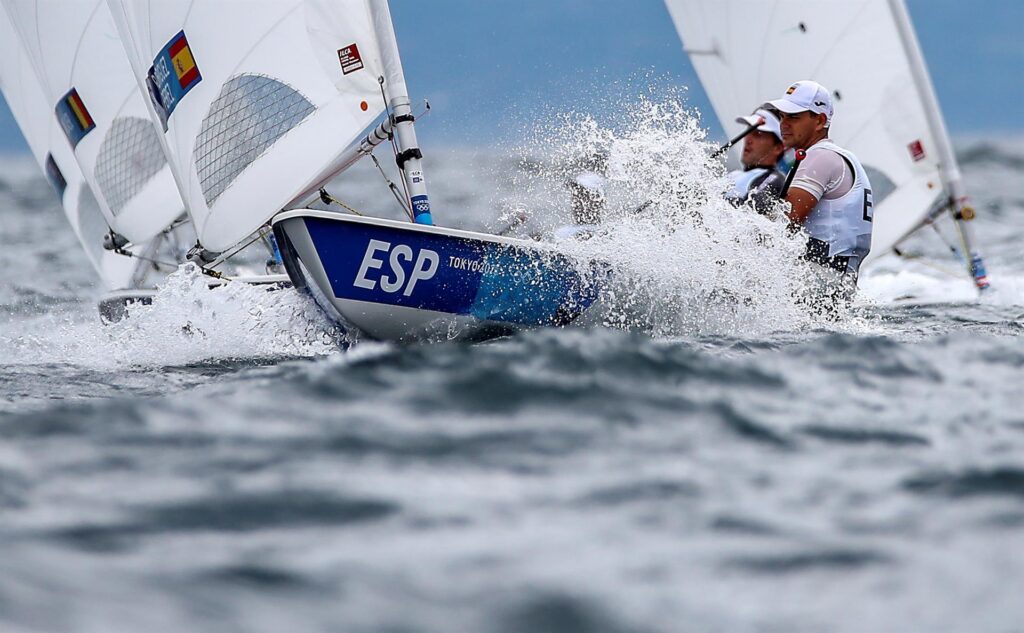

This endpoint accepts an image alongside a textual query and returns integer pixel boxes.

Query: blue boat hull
[272,210,605,341]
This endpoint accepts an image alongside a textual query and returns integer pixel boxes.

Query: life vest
[727,167,772,203]
[801,140,874,258]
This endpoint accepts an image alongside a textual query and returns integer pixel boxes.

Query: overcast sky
[1,0,1021,152]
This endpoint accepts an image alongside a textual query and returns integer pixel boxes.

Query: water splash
[1,265,343,369]
[501,92,832,336]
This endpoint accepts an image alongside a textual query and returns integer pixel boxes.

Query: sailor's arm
[782,149,839,225]
[785,187,819,225]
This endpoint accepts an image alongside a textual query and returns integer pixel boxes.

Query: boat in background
[0,0,300,321]
[664,0,989,292]
[4,0,184,246]
[0,5,145,292]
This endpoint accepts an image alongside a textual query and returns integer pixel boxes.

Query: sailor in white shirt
[725,108,787,214]
[553,169,607,241]
[764,80,873,295]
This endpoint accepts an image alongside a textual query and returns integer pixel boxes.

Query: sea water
[2,102,1024,632]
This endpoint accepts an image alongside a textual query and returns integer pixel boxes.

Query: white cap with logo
[735,108,782,141]
[764,80,834,127]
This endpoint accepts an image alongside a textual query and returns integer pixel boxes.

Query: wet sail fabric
[107,0,389,252]
[0,8,137,289]
[664,0,951,262]
[2,0,185,246]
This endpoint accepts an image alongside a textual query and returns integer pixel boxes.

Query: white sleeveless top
[800,140,874,258]
[727,167,771,201]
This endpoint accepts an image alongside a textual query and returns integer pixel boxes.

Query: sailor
[725,108,787,214]
[764,80,873,300]
[553,161,607,241]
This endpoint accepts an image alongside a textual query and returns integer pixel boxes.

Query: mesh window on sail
[94,117,168,216]
[193,74,316,207]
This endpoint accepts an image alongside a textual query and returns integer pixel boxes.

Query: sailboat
[98,0,605,341]
[663,0,990,292]
[0,0,284,322]
[0,4,167,302]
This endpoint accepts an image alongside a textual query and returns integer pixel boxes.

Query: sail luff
[887,0,988,289]
[367,0,433,225]
[104,0,197,234]
[886,0,960,198]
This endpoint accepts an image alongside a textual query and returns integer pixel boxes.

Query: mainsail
[2,0,186,245]
[664,0,988,288]
[107,0,391,252]
[0,6,137,289]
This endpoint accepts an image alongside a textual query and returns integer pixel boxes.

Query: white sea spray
[501,93,829,336]
[0,265,344,369]
[107,264,345,365]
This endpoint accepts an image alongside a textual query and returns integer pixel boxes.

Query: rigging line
[161,215,191,233]
[370,153,415,221]
[374,76,414,220]
[378,76,415,209]
[892,249,965,280]
[377,75,394,153]
[318,188,365,216]
[947,205,977,283]
[928,218,963,260]
[378,77,398,159]
[111,247,178,269]
[204,229,269,274]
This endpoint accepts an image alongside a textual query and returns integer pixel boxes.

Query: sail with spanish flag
[1,0,186,246]
[0,6,138,289]
[106,0,392,252]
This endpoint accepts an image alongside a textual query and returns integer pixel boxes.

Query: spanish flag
[168,32,200,90]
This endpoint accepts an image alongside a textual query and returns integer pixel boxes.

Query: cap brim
[734,114,762,127]
[764,98,808,114]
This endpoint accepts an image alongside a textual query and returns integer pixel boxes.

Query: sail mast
[887,0,988,290]
[367,0,434,225]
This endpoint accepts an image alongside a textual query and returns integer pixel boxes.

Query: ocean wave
[957,141,1024,169]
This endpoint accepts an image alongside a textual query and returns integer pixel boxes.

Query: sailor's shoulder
[806,140,842,155]
[801,143,849,169]
[809,139,862,161]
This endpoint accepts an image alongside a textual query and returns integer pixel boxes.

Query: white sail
[106,0,390,252]
[0,7,138,289]
[664,0,961,265]
[2,0,185,246]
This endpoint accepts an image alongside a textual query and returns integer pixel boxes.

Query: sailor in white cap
[764,80,873,295]
[553,155,608,241]
[725,108,787,213]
